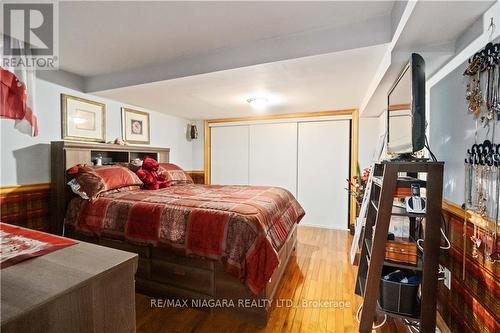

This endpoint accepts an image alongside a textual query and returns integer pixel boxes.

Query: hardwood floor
[136,225,409,333]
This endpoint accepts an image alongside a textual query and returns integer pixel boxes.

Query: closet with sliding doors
[208,115,352,230]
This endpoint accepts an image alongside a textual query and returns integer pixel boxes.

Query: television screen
[387,53,425,155]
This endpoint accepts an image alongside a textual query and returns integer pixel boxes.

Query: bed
[51,141,304,325]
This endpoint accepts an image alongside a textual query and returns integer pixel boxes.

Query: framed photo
[121,108,150,144]
[61,94,106,142]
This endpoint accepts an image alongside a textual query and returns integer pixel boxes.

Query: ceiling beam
[84,14,392,93]
[37,69,86,91]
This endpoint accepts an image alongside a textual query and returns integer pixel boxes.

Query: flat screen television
[387,53,426,156]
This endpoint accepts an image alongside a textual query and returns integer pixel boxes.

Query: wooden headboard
[50,141,170,235]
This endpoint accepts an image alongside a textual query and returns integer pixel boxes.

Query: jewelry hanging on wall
[464,37,500,264]
[487,155,500,262]
[471,160,484,258]
[464,140,499,262]
[464,42,500,121]
[465,72,483,117]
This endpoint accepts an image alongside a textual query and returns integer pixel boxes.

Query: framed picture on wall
[61,94,106,142]
[121,108,150,144]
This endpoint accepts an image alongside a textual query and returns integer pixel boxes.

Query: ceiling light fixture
[247,97,269,111]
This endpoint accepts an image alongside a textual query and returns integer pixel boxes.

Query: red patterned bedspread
[65,184,304,294]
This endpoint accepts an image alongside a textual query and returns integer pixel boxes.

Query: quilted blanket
[65,184,304,294]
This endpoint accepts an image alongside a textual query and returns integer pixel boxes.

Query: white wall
[429,60,500,205]
[358,116,383,169]
[0,78,193,186]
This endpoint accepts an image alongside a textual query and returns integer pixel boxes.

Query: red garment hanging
[0,66,38,136]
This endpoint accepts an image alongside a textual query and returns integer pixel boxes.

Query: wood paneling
[0,183,51,231]
[439,201,500,333]
[185,171,205,184]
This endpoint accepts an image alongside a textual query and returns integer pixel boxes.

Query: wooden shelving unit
[354,161,444,332]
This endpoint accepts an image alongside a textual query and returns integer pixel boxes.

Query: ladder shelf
[354,161,444,333]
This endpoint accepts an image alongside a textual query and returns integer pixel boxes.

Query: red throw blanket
[65,184,305,294]
[0,223,77,268]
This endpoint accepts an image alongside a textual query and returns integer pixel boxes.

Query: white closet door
[210,125,249,185]
[298,120,350,229]
[249,123,298,195]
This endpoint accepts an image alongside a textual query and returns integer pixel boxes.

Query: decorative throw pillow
[158,163,194,186]
[73,165,143,200]
[113,161,141,173]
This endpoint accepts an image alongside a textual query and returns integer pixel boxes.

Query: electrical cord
[417,227,451,251]
[355,304,387,329]
[424,135,437,162]
[403,319,421,332]
[415,215,451,251]
[419,135,450,250]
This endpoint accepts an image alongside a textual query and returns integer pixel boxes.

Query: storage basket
[379,268,420,316]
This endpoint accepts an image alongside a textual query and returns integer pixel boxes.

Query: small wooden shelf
[372,176,426,189]
[370,200,426,218]
[365,239,423,271]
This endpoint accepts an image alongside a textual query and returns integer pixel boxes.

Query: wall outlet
[443,267,451,290]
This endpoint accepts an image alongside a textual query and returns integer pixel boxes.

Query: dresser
[1,241,138,333]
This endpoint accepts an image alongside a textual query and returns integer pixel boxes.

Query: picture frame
[61,94,106,142]
[121,107,150,144]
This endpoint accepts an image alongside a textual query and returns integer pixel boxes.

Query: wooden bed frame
[50,141,297,325]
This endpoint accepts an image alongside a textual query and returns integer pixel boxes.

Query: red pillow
[73,165,143,200]
[158,163,193,186]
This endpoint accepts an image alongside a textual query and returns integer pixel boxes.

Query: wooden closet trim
[204,108,359,228]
